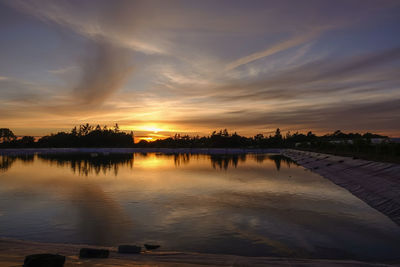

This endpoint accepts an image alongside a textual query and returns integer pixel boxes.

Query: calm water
[0,153,399,260]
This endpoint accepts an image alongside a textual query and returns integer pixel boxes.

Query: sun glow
[136,136,157,142]
[134,125,172,142]
[134,125,172,133]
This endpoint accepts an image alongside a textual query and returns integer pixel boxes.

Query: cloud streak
[144,46,400,135]
[161,98,400,135]
[4,0,137,106]
[1,0,400,136]
[214,46,400,101]
[4,0,165,54]
[74,40,134,105]
[225,31,320,71]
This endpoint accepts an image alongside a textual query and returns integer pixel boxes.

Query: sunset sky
[1,0,400,140]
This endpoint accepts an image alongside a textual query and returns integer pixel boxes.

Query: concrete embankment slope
[283,149,400,226]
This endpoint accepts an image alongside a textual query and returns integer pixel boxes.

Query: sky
[0,0,400,140]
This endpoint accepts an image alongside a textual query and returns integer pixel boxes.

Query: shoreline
[0,147,282,156]
[0,238,395,266]
[283,149,400,226]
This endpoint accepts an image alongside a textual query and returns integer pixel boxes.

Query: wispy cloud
[5,0,166,55]
[48,66,76,74]
[74,40,134,105]
[146,46,400,135]
[1,0,400,136]
[160,98,400,135]
[4,0,137,106]
[216,46,400,101]
[225,31,320,71]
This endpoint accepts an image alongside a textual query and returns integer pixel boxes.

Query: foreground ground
[1,238,397,267]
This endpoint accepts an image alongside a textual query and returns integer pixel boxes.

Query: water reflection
[173,153,191,166]
[71,183,133,244]
[210,154,247,169]
[268,155,294,170]
[38,153,134,176]
[0,152,399,260]
[0,154,34,173]
[0,153,295,175]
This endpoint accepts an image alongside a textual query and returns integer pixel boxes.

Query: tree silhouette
[0,125,398,163]
[34,123,134,148]
[274,128,282,140]
[114,123,120,133]
[0,128,16,143]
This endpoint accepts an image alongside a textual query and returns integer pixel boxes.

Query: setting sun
[141,126,163,133]
[131,125,173,133]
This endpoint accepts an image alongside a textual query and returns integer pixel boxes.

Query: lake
[0,152,399,260]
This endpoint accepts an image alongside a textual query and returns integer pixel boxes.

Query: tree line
[1,125,398,163]
[0,125,396,148]
[0,124,134,148]
[137,128,388,148]
[0,126,391,148]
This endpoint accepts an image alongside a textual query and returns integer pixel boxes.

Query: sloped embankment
[283,149,400,226]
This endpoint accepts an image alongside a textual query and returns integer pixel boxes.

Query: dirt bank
[283,149,400,226]
[0,238,394,267]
